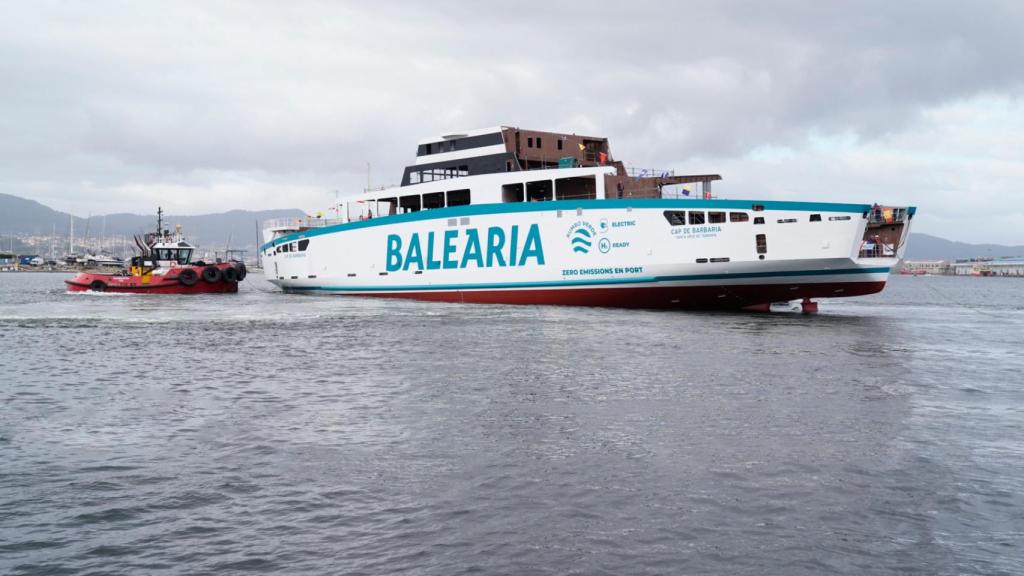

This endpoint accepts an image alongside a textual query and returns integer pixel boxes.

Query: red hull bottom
[65,280,238,294]
[300,281,887,310]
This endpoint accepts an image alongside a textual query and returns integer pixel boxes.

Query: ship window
[423,192,445,210]
[829,215,852,221]
[555,176,596,200]
[377,198,398,216]
[708,211,726,224]
[425,143,432,155]
[506,161,513,172]
[663,211,687,226]
[447,189,471,206]
[526,179,553,202]
[777,218,797,223]
[528,137,534,148]
[409,171,420,184]
[754,217,765,225]
[557,139,563,150]
[729,212,749,222]
[177,249,193,264]
[752,204,765,211]
[810,214,822,222]
[459,165,469,176]
[696,258,708,263]
[502,183,524,203]
[756,234,767,254]
[399,195,421,213]
[298,239,310,251]
[280,244,289,253]
[710,257,730,263]
[688,211,705,225]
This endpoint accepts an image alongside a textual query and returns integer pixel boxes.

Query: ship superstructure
[260,127,914,309]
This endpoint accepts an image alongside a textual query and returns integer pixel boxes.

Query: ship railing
[263,217,346,231]
[602,186,716,199]
[858,240,897,259]
[625,167,676,178]
[867,206,909,224]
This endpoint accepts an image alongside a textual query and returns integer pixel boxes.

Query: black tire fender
[222,266,238,283]
[236,263,247,281]
[178,268,198,286]
[202,266,222,283]
[89,280,106,292]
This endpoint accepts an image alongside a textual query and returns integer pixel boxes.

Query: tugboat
[65,208,246,293]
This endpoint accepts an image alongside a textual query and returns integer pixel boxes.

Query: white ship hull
[261,198,910,309]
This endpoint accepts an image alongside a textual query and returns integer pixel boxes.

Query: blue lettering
[426,231,441,270]
[403,233,424,271]
[460,228,484,268]
[443,229,459,269]
[486,227,506,267]
[509,225,519,267]
[518,223,545,266]
[386,234,403,272]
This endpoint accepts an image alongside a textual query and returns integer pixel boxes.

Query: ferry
[261,126,915,310]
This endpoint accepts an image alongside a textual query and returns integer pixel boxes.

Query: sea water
[1,273,1022,575]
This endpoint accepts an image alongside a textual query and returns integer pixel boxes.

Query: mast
[69,214,74,256]
[255,218,261,268]
[82,216,91,255]
[156,206,163,238]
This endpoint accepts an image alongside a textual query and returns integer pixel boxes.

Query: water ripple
[1,273,1022,575]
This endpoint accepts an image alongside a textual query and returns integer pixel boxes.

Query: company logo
[385,224,545,272]
[566,221,596,254]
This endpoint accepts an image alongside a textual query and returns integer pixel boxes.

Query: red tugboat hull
[65,263,244,294]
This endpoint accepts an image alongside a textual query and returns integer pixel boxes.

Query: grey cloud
[1,0,1022,240]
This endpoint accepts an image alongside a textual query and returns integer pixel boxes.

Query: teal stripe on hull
[261,198,881,251]
[282,266,891,293]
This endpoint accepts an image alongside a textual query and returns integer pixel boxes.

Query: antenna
[156,206,163,237]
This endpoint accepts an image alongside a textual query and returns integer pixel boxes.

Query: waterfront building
[899,260,949,275]
[950,257,1024,277]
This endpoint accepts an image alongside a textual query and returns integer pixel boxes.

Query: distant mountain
[0,193,304,252]
[904,233,1024,261]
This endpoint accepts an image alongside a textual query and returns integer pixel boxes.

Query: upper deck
[262,126,911,245]
[262,127,724,233]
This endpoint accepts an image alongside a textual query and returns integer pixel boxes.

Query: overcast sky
[2,1,1023,243]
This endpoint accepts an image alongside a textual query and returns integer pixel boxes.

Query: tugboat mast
[156,206,164,238]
